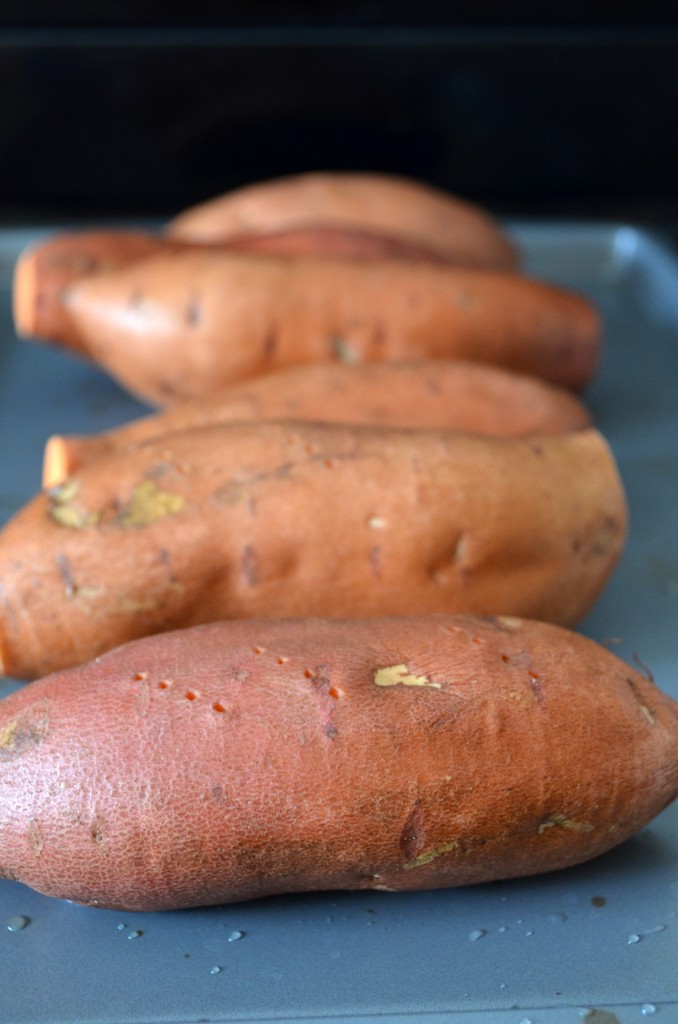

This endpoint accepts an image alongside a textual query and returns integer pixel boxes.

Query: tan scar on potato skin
[374,665,441,689]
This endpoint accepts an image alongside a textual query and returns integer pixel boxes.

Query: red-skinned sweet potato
[0,614,676,911]
[41,359,593,489]
[0,423,625,680]
[28,250,599,405]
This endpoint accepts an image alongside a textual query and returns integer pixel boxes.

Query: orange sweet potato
[0,614,676,911]
[13,227,461,353]
[13,174,516,350]
[167,170,518,269]
[41,359,593,489]
[0,423,625,680]
[27,250,598,405]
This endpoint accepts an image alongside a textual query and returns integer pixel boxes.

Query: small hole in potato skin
[213,702,226,713]
[253,646,266,655]
[134,672,148,681]
[185,691,198,701]
[158,681,169,690]
[501,655,510,663]
[303,669,313,679]
[328,686,344,700]
[276,656,288,665]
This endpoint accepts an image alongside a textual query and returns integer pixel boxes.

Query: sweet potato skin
[207,224,456,262]
[41,359,593,489]
[0,423,626,680]
[0,614,676,911]
[167,171,518,270]
[59,251,599,405]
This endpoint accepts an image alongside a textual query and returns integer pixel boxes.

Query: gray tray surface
[0,223,677,1024]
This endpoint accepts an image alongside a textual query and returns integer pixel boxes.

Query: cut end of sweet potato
[12,249,39,339]
[42,435,112,490]
[12,242,96,357]
[43,436,72,491]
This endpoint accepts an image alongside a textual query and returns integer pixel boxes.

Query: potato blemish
[538,813,594,835]
[90,819,108,853]
[374,664,440,689]
[495,616,522,632]
[28,818,44,856]
[405,840,460,869]
[330,336,360,365]
[119,481,186,527]
[0,720,17,750]
[241,544,259,587]
[626,676,657,725]
[0,710,49,760]
[47,480,100,530]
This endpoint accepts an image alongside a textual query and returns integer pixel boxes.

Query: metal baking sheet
[0,222,677,1024]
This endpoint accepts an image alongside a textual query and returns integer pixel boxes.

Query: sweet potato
[13,226,460,353]
[13,173,516,349]
[41,359,593,489]
[167,171,518,270]
[30,250,599,405]
[0,614,676,911]
[0,423,625,680]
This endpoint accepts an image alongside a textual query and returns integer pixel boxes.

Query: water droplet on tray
[643,925,667,935]
[227,930,244,942]
[117,922,126,931]
[549,912,568,923]
[210,966,222,975]
[641,1005,657,1016]
[498,926,508,933]
[7,915,30,932]
[628,933,642,945]
[468,929,486,941]
[127,929,143,940]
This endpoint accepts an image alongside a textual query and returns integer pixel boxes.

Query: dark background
[1,3,677,225]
